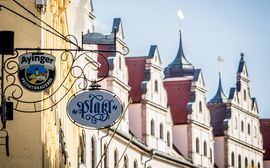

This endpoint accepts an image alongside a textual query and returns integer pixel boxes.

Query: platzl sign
[67,90,123,128]
[18,53,56,92]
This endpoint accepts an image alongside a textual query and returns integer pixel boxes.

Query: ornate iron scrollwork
[2,38,128,113]
[0,0,129,157]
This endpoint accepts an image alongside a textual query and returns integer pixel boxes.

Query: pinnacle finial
[240,53,244,60]
[217,55,224,73]
[177,9,184,32]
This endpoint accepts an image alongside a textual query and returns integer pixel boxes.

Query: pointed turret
[209,72,227,104]
[236,53,249,91]
[111,18,124,39]
[164,23,194,78]
[237,53,248,74]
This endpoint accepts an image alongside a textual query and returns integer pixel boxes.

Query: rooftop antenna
[177,9,184,32]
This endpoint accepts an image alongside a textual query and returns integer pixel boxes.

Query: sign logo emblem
[18,53,56,92]
[67,90,123,128]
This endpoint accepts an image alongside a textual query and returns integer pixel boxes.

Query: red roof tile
[260,119,270,160]
[164,80,191,124]
[126,57,146,103]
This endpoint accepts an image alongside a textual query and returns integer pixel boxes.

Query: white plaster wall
[189,93,209,126]
[146,106,158,149]
[84,130,185,168]
[228,107,262,149]
[145,65,167,108]
[187,75,214,167]
[191,124,214,168]
[67,0,93,40]
[224,104,263,168]
[111,82,129,132]
[111,53,129,86]
[165,112,173,152]
[227,139,263,168]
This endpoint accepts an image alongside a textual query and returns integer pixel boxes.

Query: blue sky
[93,0,270,118]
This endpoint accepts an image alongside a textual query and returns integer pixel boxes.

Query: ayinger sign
[67,90,123,128]
[18,53,56,92]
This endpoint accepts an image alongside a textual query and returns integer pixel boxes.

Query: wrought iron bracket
[0,0,129,157]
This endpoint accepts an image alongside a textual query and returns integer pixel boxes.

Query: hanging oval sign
[18,52,56,92]
[67,90,123,128]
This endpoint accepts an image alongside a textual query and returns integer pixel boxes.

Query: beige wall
[0,1,42,167]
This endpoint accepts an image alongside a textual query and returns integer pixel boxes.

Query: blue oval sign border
[67,89,123,129]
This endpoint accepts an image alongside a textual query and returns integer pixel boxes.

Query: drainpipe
[100,129,109,168]
[144,149,155,168]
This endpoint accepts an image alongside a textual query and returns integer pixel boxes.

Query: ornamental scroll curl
[2,35,129,113]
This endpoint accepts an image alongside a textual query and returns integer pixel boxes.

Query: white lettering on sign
[67,90,123,128]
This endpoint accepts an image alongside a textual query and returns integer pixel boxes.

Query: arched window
[203,141,207,156]
[258,162,261,168]
[167,131,170,147]
[114,149,119,168]
[103,144,109,168]
[254,126,257,138]
[231,152,235,166]
[248,124,251,135]
[241,121,244,132]
[235,117,237,129]
[199,101,202,112]
[244,89,247,101]
[119,56,122,70]
[124,155,129,168]
[245,157,248,167]
[159,123,164,139]
[210,148,213,163]
[251,160,254,168]
[91,137,97,168]
[151,119,155,136]
[133,160,138,168]
[154,80,158,92]
[79,131,86,164]
[238,155,241,168]
[196,138,200,153]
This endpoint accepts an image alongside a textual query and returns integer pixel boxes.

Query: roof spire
[164,9,194,78]
[209,72,227,104]
[240,52,244,61]
[237,52,247,73]
[177,9,184,32]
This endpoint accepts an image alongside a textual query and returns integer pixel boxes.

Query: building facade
[163,30,214,168]
[208,55,264,168]
[1,1,269,168]
[79,18,195,168]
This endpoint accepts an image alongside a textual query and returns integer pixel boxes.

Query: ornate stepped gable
[126,45,164,103]
[208,54,261,136]
[208,54,264,168]
[98,18,126,78]
[126,45,173,150]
